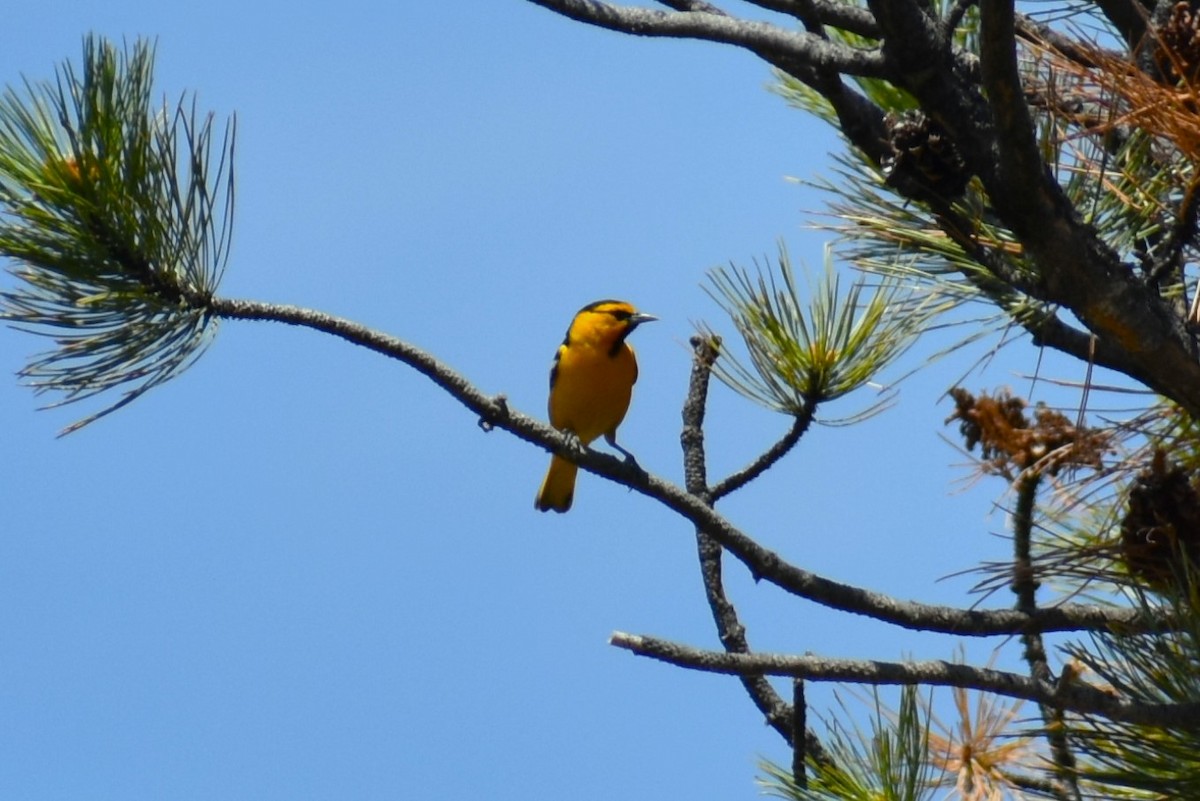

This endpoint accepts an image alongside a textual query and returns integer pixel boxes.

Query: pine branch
[0,37,235,434]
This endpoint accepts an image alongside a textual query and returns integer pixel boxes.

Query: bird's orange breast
[548,341,637,444]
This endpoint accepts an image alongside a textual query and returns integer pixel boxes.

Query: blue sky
[0,3,1102,800]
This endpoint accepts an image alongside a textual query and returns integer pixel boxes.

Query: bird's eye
[610,309,632,321]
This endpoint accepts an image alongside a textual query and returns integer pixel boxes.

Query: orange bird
[535,300,657,513]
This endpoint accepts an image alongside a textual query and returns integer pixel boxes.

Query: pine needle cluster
[0,35,234,433]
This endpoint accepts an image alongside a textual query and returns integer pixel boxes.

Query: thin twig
[710,412,813,501]
[943,0,975,37]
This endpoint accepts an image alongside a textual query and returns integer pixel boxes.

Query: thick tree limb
[747,0,882,38]
[655,0,727,14]
[525,0,887,76]
[796,0,880,37]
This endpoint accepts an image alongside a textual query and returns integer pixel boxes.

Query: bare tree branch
[609,631,1200,729]
[792,678,808,788]
[524,0,887,76]
[805,0,880,38]
[655,0,881,37]
[655,0,727,14]
[742,0,806,21]
[679,336,827,758]
[1011,473,1081,801]
[207,296,1170,638]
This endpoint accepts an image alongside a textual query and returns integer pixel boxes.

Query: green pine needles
[1065,582,1200,797]
[760,686,936,801]
[0,35,234,433]
[705,244,941,423]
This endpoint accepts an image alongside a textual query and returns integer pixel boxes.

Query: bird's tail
[535,455,577,513]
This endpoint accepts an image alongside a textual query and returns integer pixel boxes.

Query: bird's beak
[630,312,658,327]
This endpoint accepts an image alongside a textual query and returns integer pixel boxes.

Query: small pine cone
[1120,451,1200,589]
[881,110,971,203]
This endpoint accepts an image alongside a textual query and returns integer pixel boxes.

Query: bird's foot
[561,430,587,458]
[605,435,643,471]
